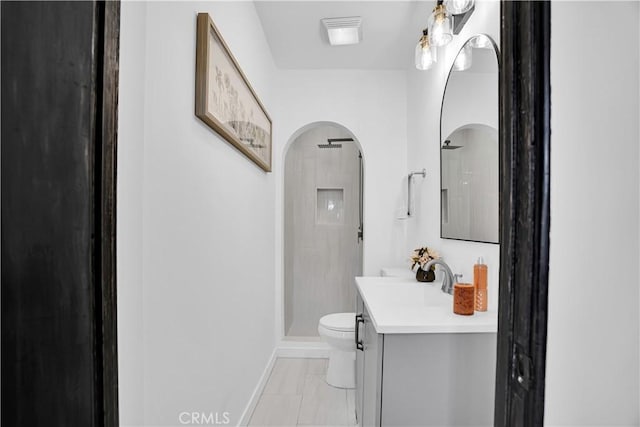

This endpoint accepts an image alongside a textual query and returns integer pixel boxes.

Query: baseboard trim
[237,348,278,427]
[276,340,330,358]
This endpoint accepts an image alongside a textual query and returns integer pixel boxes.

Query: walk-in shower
[284,124,363,337]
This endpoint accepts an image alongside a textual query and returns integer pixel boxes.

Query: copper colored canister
[453,283,475,315]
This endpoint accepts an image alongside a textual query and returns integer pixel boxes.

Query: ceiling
[254,1,436,70]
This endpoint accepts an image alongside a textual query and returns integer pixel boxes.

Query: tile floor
[248,358,356,427]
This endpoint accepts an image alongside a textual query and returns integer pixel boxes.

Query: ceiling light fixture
[449,0,476,35]
[414,29,437,70]
[445,0,475,15]
[321,17,362,46]
[414,0,475,71]
[428,0,453,47]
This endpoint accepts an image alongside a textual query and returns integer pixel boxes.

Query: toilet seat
[319,312,355,332]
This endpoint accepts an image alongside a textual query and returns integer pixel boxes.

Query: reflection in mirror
[441,125,498,242]
[440,34,499,243]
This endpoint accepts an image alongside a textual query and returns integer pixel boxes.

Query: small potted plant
[410,246,440,282]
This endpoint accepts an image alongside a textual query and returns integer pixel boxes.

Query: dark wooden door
[495,1,551,426]
[1,1,120,426]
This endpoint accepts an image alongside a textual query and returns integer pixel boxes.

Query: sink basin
[423,286,447,307]
[363,279,448,308]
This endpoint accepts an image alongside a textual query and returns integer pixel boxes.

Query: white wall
[545,1,640,425]
[118,2,147,424]
[272,69,408,339]
[405,0,501,309]
[118,2,278,425]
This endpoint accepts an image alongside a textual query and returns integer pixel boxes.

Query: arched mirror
[440,34,499,243]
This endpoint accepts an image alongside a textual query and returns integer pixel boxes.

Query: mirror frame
[439,33,501,244]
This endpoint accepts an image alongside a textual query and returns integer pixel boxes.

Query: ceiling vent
[321,17,362,46]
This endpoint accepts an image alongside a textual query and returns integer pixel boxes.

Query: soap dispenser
[474,257,488,312]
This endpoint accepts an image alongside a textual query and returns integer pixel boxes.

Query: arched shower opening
[283,122,364,338]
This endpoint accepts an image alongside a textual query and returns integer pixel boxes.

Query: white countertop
[356,276,498,334]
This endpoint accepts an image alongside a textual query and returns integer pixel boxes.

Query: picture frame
[195,13,272,172]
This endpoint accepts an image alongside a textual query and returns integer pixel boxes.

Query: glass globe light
[414,30,437,70]
[428,2,453,47]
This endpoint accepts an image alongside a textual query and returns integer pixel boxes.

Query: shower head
[318,137,353,149]
[442,140,463,150]
[318,142,342,148]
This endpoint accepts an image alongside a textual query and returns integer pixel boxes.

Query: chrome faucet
[423,259,460,295]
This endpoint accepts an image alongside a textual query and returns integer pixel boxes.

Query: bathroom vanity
[352,30,502,427]
[354,276,498,427]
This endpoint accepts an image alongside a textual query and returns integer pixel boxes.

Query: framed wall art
[195,13,272,172]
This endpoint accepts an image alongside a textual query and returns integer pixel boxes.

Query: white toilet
[318,312,356,389]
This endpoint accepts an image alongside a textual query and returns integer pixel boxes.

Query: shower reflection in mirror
[440,34,499,243]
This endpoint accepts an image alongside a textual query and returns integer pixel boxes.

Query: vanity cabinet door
[355,295,365,425]
[362,305,383,427]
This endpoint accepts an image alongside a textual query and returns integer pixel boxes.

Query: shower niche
[316,188,344,225]
[284,124,363,337]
